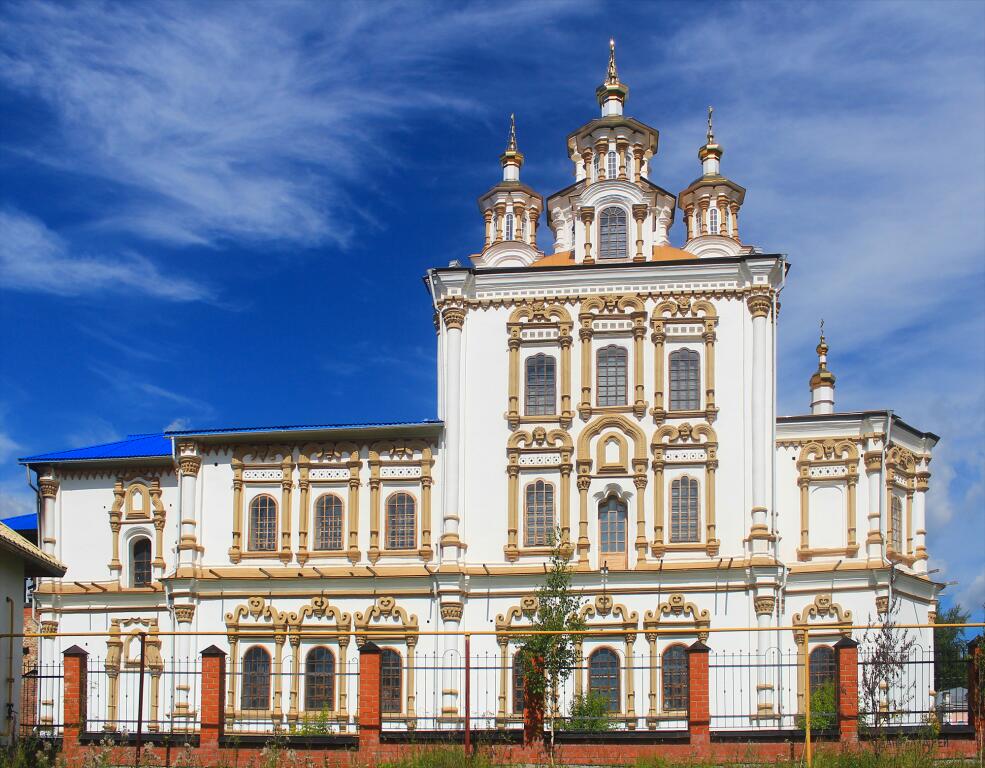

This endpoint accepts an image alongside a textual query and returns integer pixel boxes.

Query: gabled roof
[19,433,172,465]
[1,513,37,532]
[0,521,66,577]
[165,419,441,437]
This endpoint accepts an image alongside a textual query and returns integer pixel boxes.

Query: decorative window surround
[354,596,419,727]
[505,427,573,561]
[651,422,719,556]
[230,446,293,564]
[795,439,860,561]
[573,595,640,725]
[578,295,647,419]
[885,444,920,566]
[108,476,167,581]
[506,301,574,428]
[650,297,718,425]
[367,441,434,564]
[791,595,852,714]
[298,443,361,565]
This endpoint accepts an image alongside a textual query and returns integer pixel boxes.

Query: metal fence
[18,660,63,738]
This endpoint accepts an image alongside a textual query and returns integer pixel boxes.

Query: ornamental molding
[792,594,852,643]
[38,478,59,498]
[354,596,419,645]
[173,605,196,624]
[579,594,638,636]
[754,596,776,617]
[440,602,464,622]
[643,593,710,642]
[495,596,540,633]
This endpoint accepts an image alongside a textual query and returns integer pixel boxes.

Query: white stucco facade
[21,48,943,733]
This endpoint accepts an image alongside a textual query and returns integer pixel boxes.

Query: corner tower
[472,115,545,269]
[678,107,747,258]
[546,41,677,263]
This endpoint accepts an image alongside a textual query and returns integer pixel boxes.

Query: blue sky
[1,1,982,615]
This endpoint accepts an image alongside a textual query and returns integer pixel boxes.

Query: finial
[816,320,829,367]
[707,105,715,144]
[607,38,619,84]
[507,113,517,152]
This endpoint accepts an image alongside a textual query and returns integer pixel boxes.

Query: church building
[19,44,940,734]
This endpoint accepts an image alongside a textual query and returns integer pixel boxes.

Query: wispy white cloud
[0,208,213,301]
[0,0,586,249]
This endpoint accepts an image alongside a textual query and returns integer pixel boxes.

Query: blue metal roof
[1,513,37,531]
[19,433,172,464]
[166,419,443,436]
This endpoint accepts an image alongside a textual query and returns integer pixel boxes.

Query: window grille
[524,480,554,547]
[661,645,689,711]
[709,206,719,234]
[386,493,416,550]
[669,348,701,411]
[505,213,515,240]
[249,495,277,551]
[241,646,271,710]
[524,353,556,415]
[598,206,627,260]
[512,652,526,714]
[670,476,700,543]
[694,209,701,236]
[588,648,620,713]
[314,494,344,551]
[809,646,836,692]
[304,647,335,711]
[607,151,617,179]
[596,345,628,406]
[890,496,903,551]
[381,649,402,714]
[131,537,152,587]
[599,497,627,557]
[625,151,633,178]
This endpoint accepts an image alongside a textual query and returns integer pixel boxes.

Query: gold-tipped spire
[506,112,517,152]
[606,38,619,84]
[707,105,715,144]
[810,320,836,388]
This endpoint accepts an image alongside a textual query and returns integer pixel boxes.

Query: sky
[0,1,982,615]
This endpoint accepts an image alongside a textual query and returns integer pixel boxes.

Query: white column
[440,304,465,562]
[864,451,883,563]
[440,602,463,724]
[754,596,776,715]
[177,444,201,567]
[174,605,195,724]
[747,294,773,558]
[913,466,929,571]
[38,475,59,556]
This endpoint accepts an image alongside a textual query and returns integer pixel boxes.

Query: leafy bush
[796,680,837,732]
[559,692,614,731]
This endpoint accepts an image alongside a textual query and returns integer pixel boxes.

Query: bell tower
[472,115,544,269]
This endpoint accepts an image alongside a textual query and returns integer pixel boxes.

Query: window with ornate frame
[693,209,701,237]
[890,496,903,553]
[230,445,293,564]
[596,345,628,406]
[512,651,526,715]
[808,645,836,692]
[598,496,628,570]
[606,151,617,179]
[669,476,699,543]
[524,353,557,416]
[506,302,573,429]
[598,207,628,260]
[506,429,573,561]
[505,213,515,240]
[588,647,621,713]
[578,296,646,419]
[125,483,150,518]
[523,480,554,547]
[313,493,344,551]
[661,644,689,711]
[381,648,402,714]
[668,349,701,411]
[248,495,278,552]
[130,537,152,587]
[708,206,719,235]
[304,646,336,711]
[651,297,718,424]
[385,492,416,550]
[241,646,271,710]
[794,438,859,561]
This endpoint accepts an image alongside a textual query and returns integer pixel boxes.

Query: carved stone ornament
[792,594,853,643]
[875,595,889,615]
[440,602,464,622]
[40,620,59,636]
[746,293,772,319]
[178,455,202,477]
[39,478,59,498]
[173,605,196,624]
[754,596,776,617]
[644,593,710,642]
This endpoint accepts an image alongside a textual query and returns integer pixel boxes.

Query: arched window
[625,151,633,178]
[593,152,601,180]
[596,345,628,406]
[241,646,271,710]
[313,494,344,551]
[598,206,627,260]
[598,496,628,570]
[669,348,700,411]
[670,477,700,543]
[386,493,416,550]
[890,496,903,552]
[524,480,554,547]
[249,495,277,552]
[505,213,515,240]
[131,537,152,587]
[607,150,617,179]
[512,651,526,715]
[304,647,335,711]
[809,646,837,692]
[726,208,733,236]
[661,645,689,711]
[381,649,402,714]
[524,353,556,416]
[520,214,527,240]
[709,206,719,234]
[126,484,149,518]
[588,648,620,713]
[694,209,702,236]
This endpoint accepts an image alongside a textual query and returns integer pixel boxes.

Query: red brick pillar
[834,636,859,742]
[969,637,983,743]
[358,642,382,750]
[200,645,227,759]
[687,640,711,744]
[522,655,544,746]
[62,645,88,761]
